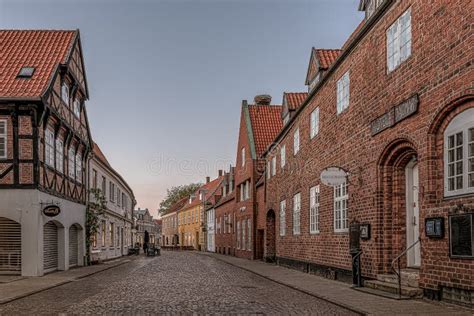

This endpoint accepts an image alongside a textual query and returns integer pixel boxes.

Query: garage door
[0,217,21,274]
[69,226,78,267]
[43,221,58,272]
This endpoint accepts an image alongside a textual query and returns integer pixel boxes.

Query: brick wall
[265,0,473,292]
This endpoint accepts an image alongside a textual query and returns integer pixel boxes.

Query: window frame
[336,71,350,114]
[310,107,320,139]
[45,128,55,168]
[293,193,301,235]
[68,147,75,179]
[386,8,412,73]
[334,182,349,233]
[61,82,69,106]
[271,156,277,177]
[280,144,286,168]
[75,152,82,183]
[280,200,286,236]
[293,128,300,155]
[73,98,81,118]
[0,120,7,159]
[241,147,246,167]
[310,185,320,234]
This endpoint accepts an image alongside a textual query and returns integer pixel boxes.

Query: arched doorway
[69,224,82,267]
[378,139,419,272]
[265,209,276,263]
[0,217,21,274]
[44,221,60,273]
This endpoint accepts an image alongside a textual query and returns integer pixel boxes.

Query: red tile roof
[180,176,224,211]
[0,30,77,99]
[163,196,188,216]
[92,142,111,167]
[284,92,308,111]
[315,49,342,69]
[248,104,283,157]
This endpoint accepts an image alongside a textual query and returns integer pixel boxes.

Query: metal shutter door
[69,226,78,266]
[0,218,21,274]
[43,221,58,272]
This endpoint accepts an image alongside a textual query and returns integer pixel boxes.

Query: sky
[0,0,363,217]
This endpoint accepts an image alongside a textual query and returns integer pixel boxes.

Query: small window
[334,182,349,232]
[293,128,300,155]
[241,147,246,167]
[45,129,55,167]
[280,200,286,236]
[267,160,271,179]
[61,82,69,105]
[449,213,474,258]
[73,99,81,118]
[55,138,64,173]
[336,71,350,114]
[17,67,35,78]
[271,156,277,176]
[283,114,290,125]
[280,145,286,168]
[293,193,301,235]
[101,176,106,193]
[310,107,320,139]
[75,153,82,183]
[68,147,75,179]
[309,72,320,92]
[310,185,320,234]
[387,8,412,72]
[0,120,7,159]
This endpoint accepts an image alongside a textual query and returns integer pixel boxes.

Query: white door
[406,162,421,267]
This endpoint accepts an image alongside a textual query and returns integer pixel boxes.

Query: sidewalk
[0,257,131,305]
[201,252,473,316]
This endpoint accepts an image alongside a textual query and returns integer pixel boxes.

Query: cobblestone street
[0,251,357,315]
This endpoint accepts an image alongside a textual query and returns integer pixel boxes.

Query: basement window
[17,67,35,78]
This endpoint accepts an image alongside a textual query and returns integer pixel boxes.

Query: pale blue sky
[0,0,363,216]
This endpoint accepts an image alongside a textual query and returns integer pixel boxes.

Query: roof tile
[315,49,342,69]
[248,104,283,157]
[284,92,308,111]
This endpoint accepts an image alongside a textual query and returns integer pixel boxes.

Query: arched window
[444,107,474,197]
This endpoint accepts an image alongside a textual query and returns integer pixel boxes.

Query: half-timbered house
[0,30,93,276]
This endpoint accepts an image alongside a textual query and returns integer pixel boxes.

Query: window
[271,156,276,176]
[309,72,321,92]
[280,145,286,168]
[61,82,69,105]
[280,200,286,236]
[242,219,246,250]
[73,99,81,118]
[267,160,271,179]
[334,183,349,232]
[293,128,300,155]
[387,8,411,72]
[101,176,106,193]
[122,193,126,210]
[247,219,252,251]
[283,114,290,125]
[101,220,106,247]
[109,222,114,246]
[336,71,350,114]
[293,193,301,235]
[0,120,7,159]
[240,181,250,201]
[45,129,55,167]
[310,185,320,234]
[68,147,75,179]
[109,181,115,202]
[365,0,385,19]
[92,169,98,189]
[237,221,241,249]
[117,188,121,207]
[55,138,64,173]
[444,108,474,196]
[241,147,246,167]
[310,107,320,138]
[17,66,35,78]
[75,153,82,183]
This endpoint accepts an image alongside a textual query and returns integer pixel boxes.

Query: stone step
[364,280,423,298]
[376,270,419,288]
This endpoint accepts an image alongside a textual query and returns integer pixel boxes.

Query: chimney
[206,176,210,183]
[254,94,272,105]
[218,169,223,177]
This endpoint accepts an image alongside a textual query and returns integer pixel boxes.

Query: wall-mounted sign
[320,167,348,186]
[43,205,61,217]
[425,217,444,238]
[449,213,473,258]
[360,224,371,240]
[370,94,419,136]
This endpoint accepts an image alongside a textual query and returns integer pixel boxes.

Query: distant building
[162,197,187,247]
[134,208,157,245]
[89,143,136,262]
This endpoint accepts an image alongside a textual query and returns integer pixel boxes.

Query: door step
[353,286,411,300]
[376,269,420,288]
[364,279,423,298]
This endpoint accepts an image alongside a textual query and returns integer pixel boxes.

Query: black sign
[349,222,361,253]
[449,213,473,258]
[360,224,371,240]
[425,217,444,238]
[43,205,61,217]
[370,94,419,136]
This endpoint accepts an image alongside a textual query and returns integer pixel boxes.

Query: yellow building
[178,177,223,250]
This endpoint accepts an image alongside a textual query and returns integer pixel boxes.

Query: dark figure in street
[143,230,150,255]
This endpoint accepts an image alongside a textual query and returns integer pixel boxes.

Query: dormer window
[362,0,385,20]
[308,72,321,92]
[61,82,69,105]
[283,114,290,125]
[73,98,81,118]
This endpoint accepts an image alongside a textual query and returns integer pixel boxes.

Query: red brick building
[262,0,473,304]
[214,168,235,255]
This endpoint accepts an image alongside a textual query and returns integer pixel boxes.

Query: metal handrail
[352,250,363,287]
[391,237,421,298]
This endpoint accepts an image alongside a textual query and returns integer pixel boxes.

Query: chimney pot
[206,176,210,183]
[218,170,223,177]
[254,94,272,105]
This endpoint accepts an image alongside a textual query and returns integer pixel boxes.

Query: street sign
[320,167,348,186]
[43,205,61,217]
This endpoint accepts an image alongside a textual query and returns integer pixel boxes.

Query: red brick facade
[262,0,473,298]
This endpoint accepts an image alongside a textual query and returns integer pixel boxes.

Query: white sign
[320,167,348,186]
